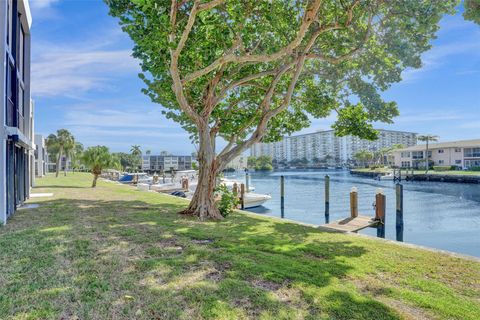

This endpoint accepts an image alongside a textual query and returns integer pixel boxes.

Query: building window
[438,149,444,153]
[401,152,411,158]
[7,0,13,51]
[455,148,461,152]
[412,151,424,159]
[438,160,444,164]
[455,160,462,164]
[464,148,480,158]
[19,26,25,81]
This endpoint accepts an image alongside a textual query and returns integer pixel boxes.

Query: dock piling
[350,187,358,218]
[375,188,386,238]
[280,175,285,218]
[396,183,404,242]
[325,175,330,223]
[240,183,245,210]
[245,171,250,192]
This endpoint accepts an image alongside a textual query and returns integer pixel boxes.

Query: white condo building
[392,139,480,169]
[251,129,417,165]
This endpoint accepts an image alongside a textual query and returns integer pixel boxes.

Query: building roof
[396,139,480,152]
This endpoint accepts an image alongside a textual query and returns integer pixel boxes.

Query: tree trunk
[181,127,224,220]
[64,156,68,176]
[92,173,99,188]
[55,148,63,178]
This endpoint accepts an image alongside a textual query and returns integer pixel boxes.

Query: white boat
[243,192,271,208]
[377,172,394,180]
[220,178,256,192]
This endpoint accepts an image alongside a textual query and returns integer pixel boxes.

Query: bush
[214,184,239,218]
[470,166,480,171]
[433,166,455,171]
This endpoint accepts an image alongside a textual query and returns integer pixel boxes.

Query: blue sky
[30,0,480,154]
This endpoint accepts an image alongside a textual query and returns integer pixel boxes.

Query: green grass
[1,173,479,319]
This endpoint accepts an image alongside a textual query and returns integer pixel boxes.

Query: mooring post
[280,175,285,219]
[325,175,330,223]
[350,187,358,218]
[375,188,386,238]
[232,182,238,196]
[396,183,404,242]
[245,170,250,192]
[240,183,245,210]
[184,178,189,191]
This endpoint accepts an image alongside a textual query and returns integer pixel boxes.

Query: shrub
[214,184,239,218]
[470,166,480,171]
[433,166,453,171]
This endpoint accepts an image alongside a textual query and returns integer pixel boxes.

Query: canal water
[228,170,480,257]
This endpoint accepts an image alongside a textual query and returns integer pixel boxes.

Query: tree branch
[182,0,322,83]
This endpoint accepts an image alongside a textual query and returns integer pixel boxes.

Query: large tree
[107,0,456,219]
[46,129,75,178]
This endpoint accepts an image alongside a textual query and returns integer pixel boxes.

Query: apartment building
[1,0,33,224]
[142,155,193,172]
[251,129,417,165]
[34,134,47,177]
[393,139,480,169]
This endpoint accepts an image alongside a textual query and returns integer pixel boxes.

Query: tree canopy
[107,0,456,153]
[106,0,458,219]
[82,146,119,187]
[464,0,480,24]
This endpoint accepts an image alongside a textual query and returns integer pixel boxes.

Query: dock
[320,215,379,232]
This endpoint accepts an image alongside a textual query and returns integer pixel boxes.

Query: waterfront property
[0,173,478,319]
[34,134,47,178]
[251,129,417,166]
[0,0,33,224]
[393,139,480,169]
[141,154,193,172]
[238,169,480,257]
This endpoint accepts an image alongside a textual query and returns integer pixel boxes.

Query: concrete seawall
[350,170,480,184]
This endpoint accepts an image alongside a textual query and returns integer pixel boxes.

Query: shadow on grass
[33,185,89,189]
[0,197,402,319]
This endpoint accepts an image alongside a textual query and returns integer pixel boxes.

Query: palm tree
[70,142,84,173]
[46,129,75,177]
[130,145,142,172]
[417,135,439,173]
[82,146,117,187]
[354,150,374,167]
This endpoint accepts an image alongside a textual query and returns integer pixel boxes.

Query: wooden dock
[320,215,379,232]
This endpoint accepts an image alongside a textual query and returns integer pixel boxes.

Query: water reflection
[230,169,480,257]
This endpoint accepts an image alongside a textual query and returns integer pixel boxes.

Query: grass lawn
[1,173,479,319]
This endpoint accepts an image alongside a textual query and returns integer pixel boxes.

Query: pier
[320,215,379,232]
[320,185,386,235]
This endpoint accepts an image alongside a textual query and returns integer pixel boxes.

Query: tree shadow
[0,197,403,319]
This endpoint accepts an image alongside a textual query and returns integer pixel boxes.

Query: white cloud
[32,45,139,97]
[30,0,60,9]
[400,15,480,83]
[63,107,178,129]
